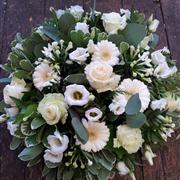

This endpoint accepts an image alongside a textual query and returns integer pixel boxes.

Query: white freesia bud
[44,149,63,163]
[144,145,156,166]
[75,22,89,34]
[87,159,93,166]
[66,41,73,51]
[89,94,95,101]
[116,161,130,175]
[149,19,159,32]
[140,36,151,49]
[69,48,89,64]
[47,131,69,153]
[87,40,96,54]
[3,78,29,106]
[151,98,167,111]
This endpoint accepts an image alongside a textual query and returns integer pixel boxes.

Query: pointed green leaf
[64,73,87,84]
[20,59,33,71]
[10,137,22,150]
[31,117,45,130]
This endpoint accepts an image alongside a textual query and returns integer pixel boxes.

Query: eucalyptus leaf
[0,77,11,84]
[108,34,124,46]
[18,144,44,161]
[63,168,75,180]
[149,33,159,49]
[125,93,141,115]
[64,73,87,84]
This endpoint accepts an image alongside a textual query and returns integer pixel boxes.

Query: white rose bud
[75,22,89,34]
[116,161,130,175]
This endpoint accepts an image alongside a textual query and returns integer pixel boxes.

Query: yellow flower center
[73,91,83,100]
[89,112,97,117]
[102,52,111,61]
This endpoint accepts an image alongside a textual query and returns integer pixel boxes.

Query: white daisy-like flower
[151,98,167,111]
[64,84,90,106]
[109,94,128,115]
[44,149,63,163]
[76,119,110,152]
[69,48,89,64]
[92,40,120,66]
[33,63,60,91]
[118,79,150,112]
[47,131,69,154]
[85,107,103,121]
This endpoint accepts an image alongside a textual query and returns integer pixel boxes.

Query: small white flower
[42,42,59,59]
[138,51,152,67]
[56,9,65,18]
[47,131,69,154]
[144,145,156,166]
[33,63,60,91]
[119,15,128,30]
[109,94,127,115]
[76,119,110,152]
[69,5,84,20]
[64,84,90,106]
[151,50,166,65]
[5,107,19,117]
[92,40,120,66]
[149,19,159,32]
[7,121,18,135]
[85,107,103,121]
[151,98,167,111]
[69,48,89,64]
[116,161,130,175]
[75,22,89,34]
[87,40,96,54]
[120,9,131,19]
[15,43,23,50]
[44,149,63,163]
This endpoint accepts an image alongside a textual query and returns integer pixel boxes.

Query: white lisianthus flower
[76,119,110,152]
[64,84,90,106]
[7,121,18,135]
[116,161,130,175]
[149,19,159,32]
[47,131,69,153]
[120,9,131,19]
[33,63,60,91]
[154,62,177,79]
[5,107,19,117]
[69,5,84,20]
[144,145,156,166]
[85,61,120,93]
[44,149,63,163]
[87,40,96,54]
[69,48,89,64]
[109,94,127,115]
[118,79,150,112]
[85,107,103,121]
[56,9,65,18]
[102,12,127,34]
[92,40,120,66]
[114,125,144,154]
[151,98,167,111]
[75,22,89,34]
[3,78,29,106]
[38,93,68,125]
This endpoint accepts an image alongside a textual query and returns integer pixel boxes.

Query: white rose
[47,131,69,153]
[69,5,84,20]
[116,161,130,175]
[69,48,89,64]
[102,12,126,34]
[149,19,159,32]
[38,93,68,125]
[75,22,89,34]
[7,121,18,135]
[85,61,120,93]
[3,78,29,106]
[151,98,167,111]
[44,149,63,163]
[5,107,19,117]
[114,125,144,154]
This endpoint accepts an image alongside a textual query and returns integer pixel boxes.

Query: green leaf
[23,104,38,119]
[19,59,33,71]
[13,70,32,80]
[123,23,146,46]
[0,101,6,113]
[10,137,22,150]
[69,108,89,144]
[106,112,119,122]
[120,42,129,54]
[97,32,108,41]
[10,97,23,108]
[31,117,46,130]
[64,73,87,84]
[126,112,146,128]
[41,26,60,42]
[45,161,60,169]
[27,154,42,167]
[42,165,51,177]
[0,63,13,73]
[98,168,110,180]
[21,121,36,136]
[108,34,124,46]
[25,134,39,147]
[130,11,145,23]
[0,77,11,84]
[33,43,45,58]
[125,93,141,115]
[46,168,57,180]
[70,30,84,47]
[63,168,75,180]
[59,13,76,33]
[9,53,21,69]
[18,144,44,161]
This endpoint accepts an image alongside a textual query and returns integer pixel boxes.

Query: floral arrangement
[0,5,179,180]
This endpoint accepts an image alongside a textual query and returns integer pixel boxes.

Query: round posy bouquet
[0,5,179,180]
